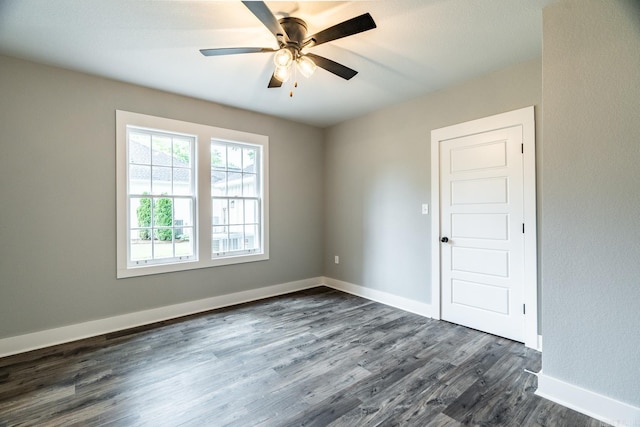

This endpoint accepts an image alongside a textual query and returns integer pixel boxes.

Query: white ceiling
[0,0,554,127]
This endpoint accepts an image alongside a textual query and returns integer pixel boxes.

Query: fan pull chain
[290,63,299,98]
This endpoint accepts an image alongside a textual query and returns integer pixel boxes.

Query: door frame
[430,106,539,349]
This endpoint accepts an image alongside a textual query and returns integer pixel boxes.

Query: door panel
[440,126,524,342]
[451,247,509,277]
[451,213,509,240]
[451,177,508,205]
[451,280,510,314]
[450,140,507,172]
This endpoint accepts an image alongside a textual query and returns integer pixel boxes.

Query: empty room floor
[0,287,608,426]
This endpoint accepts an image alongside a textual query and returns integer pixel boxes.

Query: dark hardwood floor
[0,287,608,426]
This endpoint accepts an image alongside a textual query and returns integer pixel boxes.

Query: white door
[439,125,525,342]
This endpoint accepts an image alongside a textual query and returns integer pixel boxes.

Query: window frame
[211,139,264,259]
[126,127,197,268]
[116,110,269,278]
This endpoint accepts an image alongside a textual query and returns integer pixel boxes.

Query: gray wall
[323,59,542,304]
[0,55,324,339]
[2,0,639,410]
[541,0,640,407]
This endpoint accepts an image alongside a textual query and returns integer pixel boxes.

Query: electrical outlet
[334,255,339,264]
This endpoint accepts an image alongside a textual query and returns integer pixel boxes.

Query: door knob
[441,237,449,243]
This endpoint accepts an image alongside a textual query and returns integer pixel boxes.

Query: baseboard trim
[0,277,322,358]
[322,277,433,318]
[5,276,636,427]
[536,372,640,427]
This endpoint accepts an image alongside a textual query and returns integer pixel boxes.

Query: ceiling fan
[200,1,377,88]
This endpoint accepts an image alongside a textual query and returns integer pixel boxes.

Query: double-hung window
[127,128,196,266]
[211,141,262,258]
[116,110,269,278]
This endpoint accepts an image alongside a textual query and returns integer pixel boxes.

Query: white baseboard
[536,372,640,427]
[4,276,636,427]
[0,277,431,358]
[321,276,433,318]
[0,277,322,358]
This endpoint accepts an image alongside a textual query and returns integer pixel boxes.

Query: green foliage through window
[155,197,173,241]
[137,197,151,240]
[136,193,173,241]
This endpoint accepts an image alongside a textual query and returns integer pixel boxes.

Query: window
[211,141,262,258]
[127,128,196,266]
[116,111,269,278]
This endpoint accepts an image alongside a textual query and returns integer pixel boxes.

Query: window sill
[117,252,269,279]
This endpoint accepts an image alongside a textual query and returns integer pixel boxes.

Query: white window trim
[116,110,269,278]
[211,139,264,259]
[126,127,197,268]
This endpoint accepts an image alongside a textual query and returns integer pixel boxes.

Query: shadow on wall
[622,0,640,34]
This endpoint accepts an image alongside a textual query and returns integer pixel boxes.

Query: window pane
[242,173,257,197]
[153,197,174,243]
[136,228,153,242]
[212,199,228,225]
[130,197,152,229]
[152,135,172,166]
[212,226,227,235]
[173,138,191,168]
[172,168,191,195]
[211,143,226,169]
[228,146,242,170]
[175,227,193,257]
[243,148,256,173]
[229,225,244,250]
[151,166,172,195]
[130,230,152,261]
[129,165,151,195]
[245,224,259,250]
[227,172,242,197]
[129,132,151,165]
[244,199,259,224]
[212,171,226,196]
[212,226,228,254]
[174,198,193,227]
[153,237,174,259]
[228,199,243,225]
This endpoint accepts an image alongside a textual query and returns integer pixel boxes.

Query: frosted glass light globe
[273,49,293,68]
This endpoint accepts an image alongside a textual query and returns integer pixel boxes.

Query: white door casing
[430,106,538,349]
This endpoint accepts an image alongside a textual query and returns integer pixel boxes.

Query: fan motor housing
[279,17,308,47]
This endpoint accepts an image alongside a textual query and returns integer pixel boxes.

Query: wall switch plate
[334,255,339,264]
[422,203,429,215]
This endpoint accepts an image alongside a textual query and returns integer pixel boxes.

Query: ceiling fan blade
[305,53,358,80]
[200,47,276,56]
[242,1,289,41]
[306,13,376,47]
[268,73,283,88]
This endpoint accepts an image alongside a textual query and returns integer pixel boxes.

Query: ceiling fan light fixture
[274,65,291,82]
[199,2,377,89]
[273,48,293,68]
[297,56,317,78]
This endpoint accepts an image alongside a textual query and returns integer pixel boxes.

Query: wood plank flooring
[0,287,609,426]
